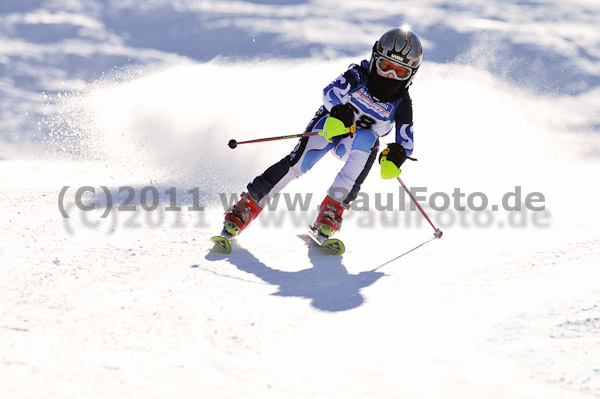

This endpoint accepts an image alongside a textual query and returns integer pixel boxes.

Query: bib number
[348,103,377,130]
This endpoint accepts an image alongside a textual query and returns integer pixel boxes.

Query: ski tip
[307,225,345,255]
[210,235,232,254]
[323,238,345,255]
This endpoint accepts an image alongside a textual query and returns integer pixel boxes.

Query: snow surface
[1,1,600,398]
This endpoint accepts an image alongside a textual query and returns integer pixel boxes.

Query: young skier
[223,27,423,238]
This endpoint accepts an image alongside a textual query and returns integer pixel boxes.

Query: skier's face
[376,68,396,80]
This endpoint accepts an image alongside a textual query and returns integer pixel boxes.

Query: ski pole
[228,126,356,149]
[228,132,318,149]
[397,177,443,238]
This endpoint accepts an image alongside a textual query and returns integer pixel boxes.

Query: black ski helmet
[367,27,423,101]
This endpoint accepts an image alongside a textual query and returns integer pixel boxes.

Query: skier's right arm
[318,65,364,142]
[322,65,364,111]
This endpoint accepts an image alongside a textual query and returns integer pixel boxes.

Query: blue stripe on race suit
[326,91,343,108]
[395,123,414,156]
[312,115,327,131]
[300,115,332,173]
[351,130,378,152]
[301,139,333,173]
[335,145,347,158]
[324,76,350,109]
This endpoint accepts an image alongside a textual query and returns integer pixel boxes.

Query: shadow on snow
[204,236,385,313]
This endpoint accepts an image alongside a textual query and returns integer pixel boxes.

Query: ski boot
[313,195,348,237]
[223,192,262,236]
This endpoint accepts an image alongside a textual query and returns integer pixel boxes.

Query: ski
[306,225,345,255]
[211,226,345,255]
[210,230,234,254]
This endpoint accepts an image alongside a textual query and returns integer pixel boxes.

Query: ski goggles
[375,56,413,80]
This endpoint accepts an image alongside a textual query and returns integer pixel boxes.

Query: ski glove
[318,116,356,143]
[379,143,407,179]
[329,104,355,128]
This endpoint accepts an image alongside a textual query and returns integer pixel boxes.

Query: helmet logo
[384,33,413,64]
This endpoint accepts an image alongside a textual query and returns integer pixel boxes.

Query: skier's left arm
[379,97,415,179]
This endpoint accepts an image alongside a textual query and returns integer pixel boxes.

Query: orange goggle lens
[376,58,412,80]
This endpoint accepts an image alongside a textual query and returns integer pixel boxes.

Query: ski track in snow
[1,1,600,398]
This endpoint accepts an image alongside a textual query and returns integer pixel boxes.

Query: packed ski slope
[1,1,600,398]
[2,58,599,399]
